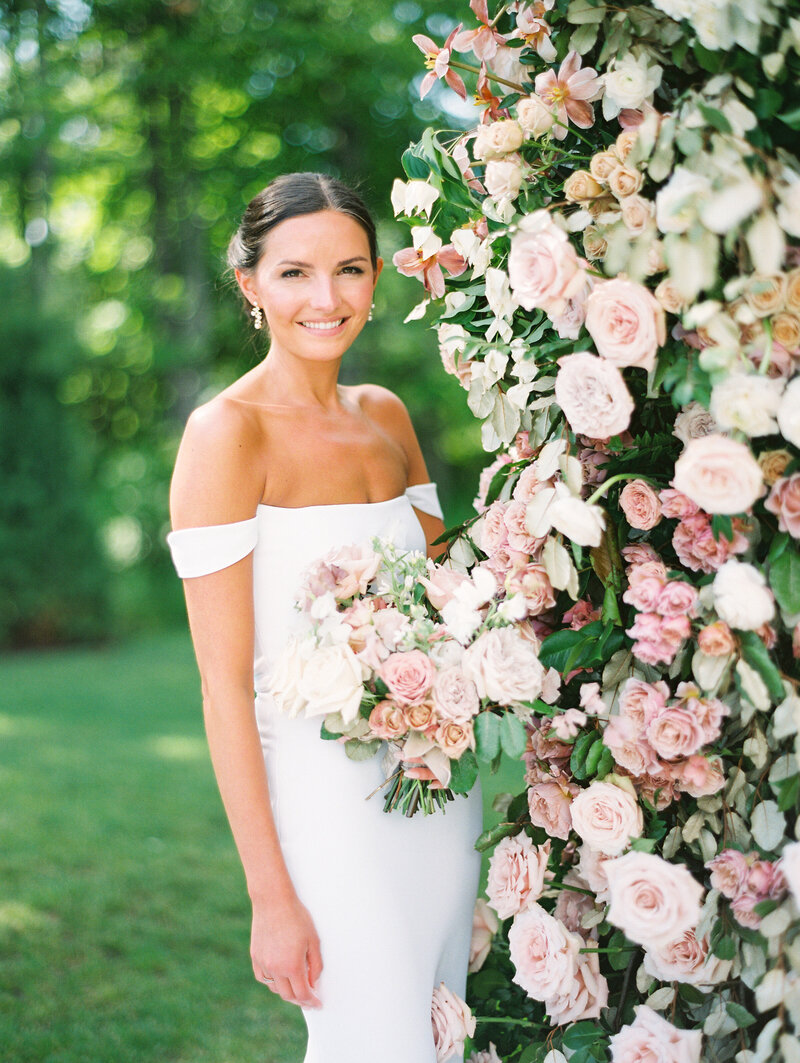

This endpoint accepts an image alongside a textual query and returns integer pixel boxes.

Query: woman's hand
[251,892,323,1009]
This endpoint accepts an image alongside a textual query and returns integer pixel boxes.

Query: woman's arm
[358,385,447,557]
[170,399,322,1008]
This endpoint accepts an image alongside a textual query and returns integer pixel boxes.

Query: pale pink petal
[566,71,601,100]
[412,33,438,55]
[443,23,464,50]
[438,246,469,276]
[471,0,490,23]
[472,27,500,61]
[558,49,581,82]
[419,71,437,99]
[425,262,446,299]
[453,28,479,52]
[393,247,427,276]
[445,69,468,100]
[534,69,558,95]
[566,100,595,128]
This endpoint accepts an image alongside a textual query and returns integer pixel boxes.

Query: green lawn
[0,631,523,1063]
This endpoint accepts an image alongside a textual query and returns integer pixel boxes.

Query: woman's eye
[280,269,302,278]
[341,266,364,275]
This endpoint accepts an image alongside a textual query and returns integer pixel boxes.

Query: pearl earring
[368,302,375,322]
[250,303,263,330]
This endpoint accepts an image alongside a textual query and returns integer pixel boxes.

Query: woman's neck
[256,346,345,411]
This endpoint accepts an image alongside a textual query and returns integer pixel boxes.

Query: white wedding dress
[168,484,483,1063]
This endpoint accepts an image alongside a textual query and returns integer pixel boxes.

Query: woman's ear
[372,257,384,288]
[234,267,258,306]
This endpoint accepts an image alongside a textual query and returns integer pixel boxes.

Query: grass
[0,631,524,1063]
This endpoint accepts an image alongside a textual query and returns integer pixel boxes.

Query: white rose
[516,94,555,138]
[570,781,644,856]
[602,51,662,119]
[672,401,717,446]
[780,841,800,907]
[778,376,800,446]
[269,634,311,717]
[655,167,711,234]
[462,626,545,705]
[296,643,365,723]
[709,371,784,437]
[672,434,763,514]
[605,851,704,949]
[712,560,775,631]
[694,0,734,50]
[485,156,524,201]
[473,119,524,160]
[651,0,693,19]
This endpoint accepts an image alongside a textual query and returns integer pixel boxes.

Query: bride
[167,173,482,1062]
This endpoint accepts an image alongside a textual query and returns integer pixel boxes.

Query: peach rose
[432,666,480,723]
[772,311,800,351]
[605,852,703,949]
[615,129,639,162]
[608,164,644,199]
[508,210,585,315]
[462,626,546,705]
[381,650,435,706]
[620,479,662,529]
[469,899,499,974]
[505,562,556,616]
[570,780,644,856]
[590,149,619,183]
[487,835,552,919]
[621,194,654,236]
[609,1005,702,1063]
[508,903,581,1002]
[368,699,408,740]
[786,267,800,313]
[431,982,476,1063]
[672,434,764,515]
[697,621,735,656]
[583,226,608,260]
[765,473,800,538]
[743,272,786,317]
[654,276,686,315]
[554,351,635,438]
[674,755,725,798]
[406,700,437,731]
[564,169,604,203]
[646,706,706,760]
[585,278,666,371]
[473,119,524,160]
[759,448,793,486]
[435,719,475,759]
[546,948,609,1025]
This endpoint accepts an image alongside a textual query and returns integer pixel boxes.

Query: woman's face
[236,210,382,363]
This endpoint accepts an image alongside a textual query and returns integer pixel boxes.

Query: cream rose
[620,480,662,530]
[508,211,584,315]
[743,272,786,317]
[569,781,644,856]
[469,899,499,974]
[655,166,711,234]
[473,119,524,160]
[712,560,775,630]
[621,194,654,236]
[462,627,545,705]
[615,129,639,162]
[709,372,784,437]
[602,52,662,116]
[591,149,620,184]
[773,312,800,352]
[608,165,644,199]
[585,278,666,371]
[609,1005,702,1063]
[786,268,800,313]
[583,226,608,261]
[555,351,634,438]
[672,434,763,514]
[516,94,554,138]
[432,666,480,723]
[431,982,476,1063]
[564,170,604,204]
[778,376,800,447]
[508,903,581,1001]
[487,835,552,918]
[485,157,523,201]
[296,643,365,724]
[605,851,704,949]
[672,402,716,446]
[655,277,687,315]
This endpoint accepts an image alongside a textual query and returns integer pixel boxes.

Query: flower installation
[390,1,800,1061]
[269,537,560,817]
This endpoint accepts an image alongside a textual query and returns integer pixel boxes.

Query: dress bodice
[166,484,441,690]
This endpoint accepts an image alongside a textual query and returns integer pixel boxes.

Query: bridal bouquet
[269,537,558,816]
[391,0,800,1059]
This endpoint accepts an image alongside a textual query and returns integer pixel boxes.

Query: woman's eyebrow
[276,256,370,268]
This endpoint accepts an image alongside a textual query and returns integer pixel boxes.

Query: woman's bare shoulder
[171,393,265,527]
[349,382,413,429]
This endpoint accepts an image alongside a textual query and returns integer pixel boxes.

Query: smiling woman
[165,173,482,1063]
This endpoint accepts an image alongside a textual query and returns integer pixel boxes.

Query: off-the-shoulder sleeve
[404,482,443,520]
[166,517,259,578]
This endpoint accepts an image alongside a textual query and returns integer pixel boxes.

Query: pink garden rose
[508,903,581,1001]
[462,626,545,705]
[765,473,800,538]
[421,567,470,611]
[673,434,764,515]
[585,278,666,371]
[706,849,749,899]
[697,621,736,656]
[646,705,707,761]
[508,210,585,314]
[620,479,662,529]
[578,844,613,902]
[643,928,729,986]
[554,869,598,932]
[658,487,700,520]
[656,580,699,618]
[554,351,635,437]
[619,679,669,730]
[431,982,476,1063]
[602,715,660,777]
[480,500,511,554]
[381,650,436,706]
[671,513,748,573]
[504,499,543,554]
[505,562,556,616]
[605,851,704,949]
[546,948,609,1024]
[563,598,602,629]
[512,463,546,504]
[487,835,552,919]
[621,542,662,566]
[467,1044,502,1063]
[674,755,725,798]
[623,568,666,612]
[432,666,480,723]
[435,719,475,759]
[609,1005,702,1063]
[569,780,644,856]
[528,779,576,840]
[469,898,499,974]
[627,612,691,666]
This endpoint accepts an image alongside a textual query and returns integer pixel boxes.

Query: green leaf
[766,532,790,565]
[775,773,800,813]
[474,820,522,852]
[725,1001,756,1028]
[571,731,601,781]
[500,713,528,759]
[562,1021,603,1050]
[449,749,479,794]
[319,723,341,741]
[344,738,382,761]
[475,711,501,762]
[678,983,707,1004]
[710,513,733,543]
[595,744,615,779]
[401,148,430,180]
[770,548,800,614]
[696,101,733,133]
[712,936,736,960]
[778,105,800,131]
[753,898,779,917]
[539,621,604,671]
[739,630,785,703]
[607,930,633,971]
[498,92,521,109]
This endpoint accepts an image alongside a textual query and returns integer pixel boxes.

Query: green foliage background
[0,0,485,648]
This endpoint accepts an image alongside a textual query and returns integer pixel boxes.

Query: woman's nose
[308,275,339,311]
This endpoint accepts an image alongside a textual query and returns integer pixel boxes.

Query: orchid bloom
[534,50,602,141]
[393,227,468,300]
[475,62,509,123]
[453,0,507,61]
[413,24,467,101]
[511,1,556,63]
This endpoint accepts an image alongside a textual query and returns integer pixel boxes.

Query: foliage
[392,1,800,1060]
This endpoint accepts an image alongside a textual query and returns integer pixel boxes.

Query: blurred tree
[0,0,484,646]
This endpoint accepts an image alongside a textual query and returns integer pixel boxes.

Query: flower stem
[489,3,509,28]
[586,472,657,506]
[448,57,528,94]
[473,1015,537,1026]
[758,317,773,376]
